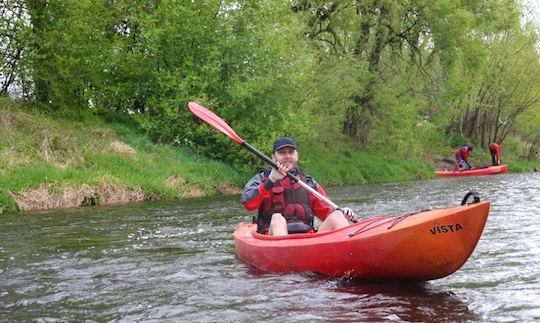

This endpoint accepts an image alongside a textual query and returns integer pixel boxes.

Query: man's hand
[268,162,288,182]
[341,207,357,222]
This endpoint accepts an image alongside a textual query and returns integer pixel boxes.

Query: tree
[292,0,476,146]
[83,1,311,166]
[292,0,534,155]
[0,1,27,96]
[446,15,540,148]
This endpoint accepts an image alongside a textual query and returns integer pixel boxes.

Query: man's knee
[270,213,286,226]
[269,213,287,236]
[319,211,349,232]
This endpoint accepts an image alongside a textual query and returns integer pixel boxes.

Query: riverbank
[1,99,538,214]
[0,101,247,213]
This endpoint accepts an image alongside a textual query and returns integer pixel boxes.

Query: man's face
[272,147,298,169]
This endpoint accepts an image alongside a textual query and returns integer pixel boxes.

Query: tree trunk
[343,93,374,146]
[26,0,52,105]
[343,1,389,146]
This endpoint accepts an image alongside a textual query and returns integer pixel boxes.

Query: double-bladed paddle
[187,101,351,217]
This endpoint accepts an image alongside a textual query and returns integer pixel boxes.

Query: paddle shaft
[241,142,340,211]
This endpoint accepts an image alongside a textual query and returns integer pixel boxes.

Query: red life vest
[455,146,471,160]
[256,169,315,233]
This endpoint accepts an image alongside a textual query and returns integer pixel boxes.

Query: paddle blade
[188,102,245,144]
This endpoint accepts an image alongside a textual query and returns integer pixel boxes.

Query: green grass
[0,100,248,212]
[507,159,540,172]
[299,142,433,185]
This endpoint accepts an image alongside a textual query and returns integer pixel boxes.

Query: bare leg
[318,211,350,233]
[268,213,288,236]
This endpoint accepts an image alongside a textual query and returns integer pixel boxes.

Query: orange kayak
[435,164,508,177]
[234,197,490,281]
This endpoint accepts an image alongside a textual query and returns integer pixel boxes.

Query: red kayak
[435,164,508,177]
[235,194,490,281]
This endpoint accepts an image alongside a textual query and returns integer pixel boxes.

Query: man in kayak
[241,136,356,236]
[455,145,473,170]
[489,142,501,166]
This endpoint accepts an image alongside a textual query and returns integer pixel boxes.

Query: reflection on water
[330,279,477,322]
[0,172,539,322]
[238,260,477,322]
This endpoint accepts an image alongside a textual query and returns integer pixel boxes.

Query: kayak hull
[435,164,508,177]
[234,201,490,281]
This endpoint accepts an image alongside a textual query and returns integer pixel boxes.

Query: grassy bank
[0,100,247,213]
[299,142,433,185]
[1,99,538,214]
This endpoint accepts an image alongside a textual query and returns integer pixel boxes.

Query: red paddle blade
[188,102,245,144]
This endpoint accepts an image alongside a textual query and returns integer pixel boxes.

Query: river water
[1,172,539,322]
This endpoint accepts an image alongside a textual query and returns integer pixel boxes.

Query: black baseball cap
[273,137,297,152]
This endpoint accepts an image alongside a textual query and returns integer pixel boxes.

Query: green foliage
[515,106,540,159]
[434,1,539,148]
[507,159,540,172]
[53,1,312,169]
[299,141,433,186]
[292,55,370,145]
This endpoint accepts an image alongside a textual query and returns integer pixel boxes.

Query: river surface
[1,172,539,322]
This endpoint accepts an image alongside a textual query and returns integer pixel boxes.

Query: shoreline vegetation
[3,2,540,214]
[0,101,246,213]
[2,100,539,214]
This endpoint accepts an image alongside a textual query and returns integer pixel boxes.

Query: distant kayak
[234,193,489,281]
[435,164,508,177]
